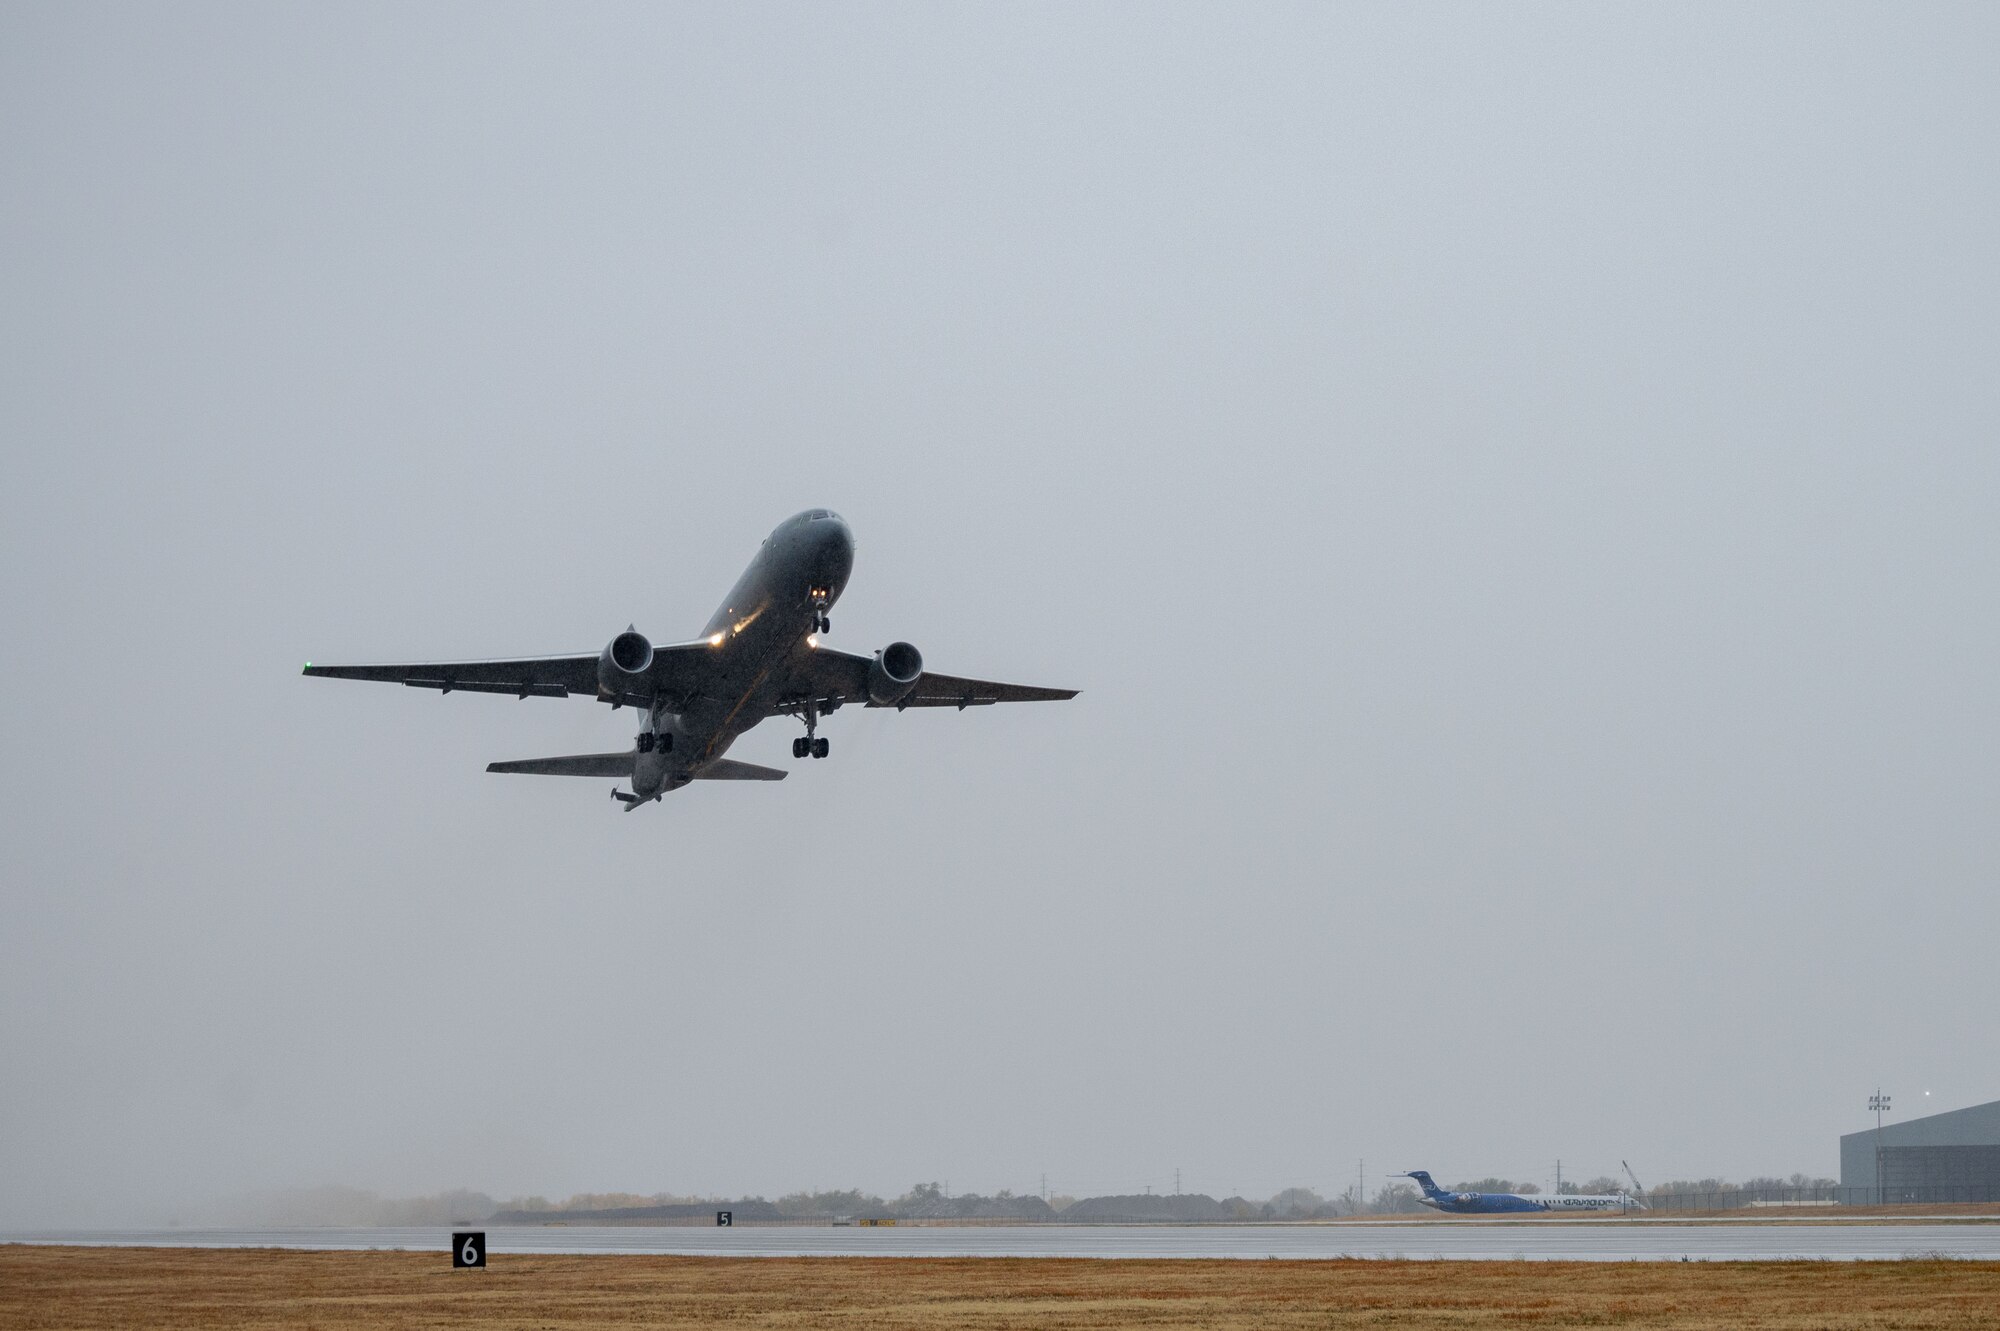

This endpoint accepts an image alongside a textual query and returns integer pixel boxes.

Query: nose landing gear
[809,587,831,635]
[636,731,674,753]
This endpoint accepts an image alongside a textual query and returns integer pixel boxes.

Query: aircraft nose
[820,516,855,574]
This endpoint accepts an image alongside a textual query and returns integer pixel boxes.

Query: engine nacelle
[599,629,654,695]
[867,641,923,705]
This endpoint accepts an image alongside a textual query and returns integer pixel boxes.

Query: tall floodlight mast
[1869,1090,1893,1205]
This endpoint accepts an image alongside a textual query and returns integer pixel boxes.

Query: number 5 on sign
[452,1231,487,1268]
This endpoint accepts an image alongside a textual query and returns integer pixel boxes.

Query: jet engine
[867,641,923,705]
[599,629,654,695]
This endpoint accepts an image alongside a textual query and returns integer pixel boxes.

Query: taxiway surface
[8,1222,2000,1261]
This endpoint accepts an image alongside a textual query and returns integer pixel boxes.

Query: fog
[3,3,1996,1227]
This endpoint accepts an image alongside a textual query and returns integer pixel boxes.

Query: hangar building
[1840,1097,2000,1204]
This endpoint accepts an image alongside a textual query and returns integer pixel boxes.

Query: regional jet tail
[304,510,1077,809]
[1401,1172,1640,1215]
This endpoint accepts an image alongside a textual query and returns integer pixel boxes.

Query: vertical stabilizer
[1402,1171,1447,1198]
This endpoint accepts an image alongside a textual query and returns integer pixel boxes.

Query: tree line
[198,1172,1840,1225]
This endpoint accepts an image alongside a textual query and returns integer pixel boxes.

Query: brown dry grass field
[5,1246,2000,1330]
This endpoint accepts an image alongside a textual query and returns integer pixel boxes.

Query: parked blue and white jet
[1400,1172,1639,1215]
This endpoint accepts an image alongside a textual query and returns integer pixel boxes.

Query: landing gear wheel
[812,737,830,759]
[792,737,808,759]
[658,732,673,752]
[819,614,831,633]
[637,733,655,753]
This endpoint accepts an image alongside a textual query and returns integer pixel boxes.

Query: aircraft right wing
[782,646,1078,712]
[887,669,1080,708]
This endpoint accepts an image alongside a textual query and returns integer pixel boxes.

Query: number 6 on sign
[452,1230,487,1268]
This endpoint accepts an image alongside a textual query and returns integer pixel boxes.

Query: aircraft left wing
[781,645,1078,713]
[304,640,726,709]
[305,654,599,699]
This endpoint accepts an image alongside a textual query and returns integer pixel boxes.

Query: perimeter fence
[1641,1184,2000,1211]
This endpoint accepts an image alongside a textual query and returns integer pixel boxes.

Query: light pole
[1869,1090,1892,1205]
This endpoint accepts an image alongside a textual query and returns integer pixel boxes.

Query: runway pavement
[8,1221,2000,1261]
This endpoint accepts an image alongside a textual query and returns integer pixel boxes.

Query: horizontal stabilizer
[487,751,635,778]
[696,758,787,781]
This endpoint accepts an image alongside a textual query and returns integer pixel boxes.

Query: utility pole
[1555,1160,1562,1196]
[1358,1159,1366,1214]
[1041,1173,1047,1202]
[1870,1090,1893,1205]
[1174,1168,1181,1196]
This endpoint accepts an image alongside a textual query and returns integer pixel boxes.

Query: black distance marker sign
[716,1210,733,1227]
[452,1231,487,1268]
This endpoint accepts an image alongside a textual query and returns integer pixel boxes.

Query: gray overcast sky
[3,3,1996,1225]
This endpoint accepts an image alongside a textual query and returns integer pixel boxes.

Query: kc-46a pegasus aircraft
[304,509,1077,810]
[1401,1172,1642,1215]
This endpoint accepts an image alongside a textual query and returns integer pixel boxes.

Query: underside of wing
[486,751,635,777]
[776,646,1078,716]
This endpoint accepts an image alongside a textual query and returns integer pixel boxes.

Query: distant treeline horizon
[185,1173,1839,1227]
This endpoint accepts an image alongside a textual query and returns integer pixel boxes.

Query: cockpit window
[809,509,829,520]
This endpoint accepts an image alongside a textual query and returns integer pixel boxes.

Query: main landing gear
[636,731,674,753]
[793,701,829,760]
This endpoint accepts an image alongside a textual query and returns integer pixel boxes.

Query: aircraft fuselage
[634,510,855,798]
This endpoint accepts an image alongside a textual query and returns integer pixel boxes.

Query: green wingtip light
[304,662,312,671]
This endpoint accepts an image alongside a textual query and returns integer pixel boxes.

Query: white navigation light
[806,634,818,648]
[708,633,725,646]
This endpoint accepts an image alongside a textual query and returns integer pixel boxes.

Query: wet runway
[9,1221,2000,1261]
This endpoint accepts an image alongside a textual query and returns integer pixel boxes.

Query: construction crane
[1622,1160,1648,1211]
